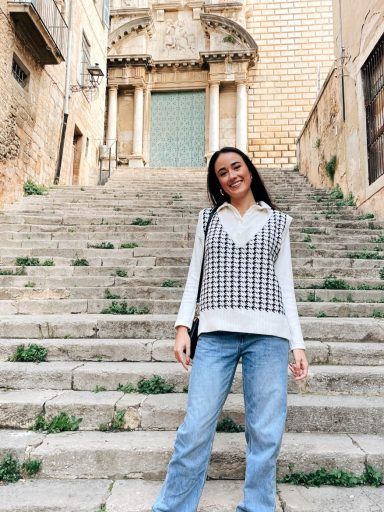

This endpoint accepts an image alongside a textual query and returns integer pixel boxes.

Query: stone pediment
[108,9,257,65]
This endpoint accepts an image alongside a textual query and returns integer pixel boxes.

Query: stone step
[1,298,383,316]
[1,339,383,366]
[1,361,383,395]
[4,480,379,512]
[1,285,383,303]
[1,429,381,481]
[0,314,382,341]
[1,389,383,434]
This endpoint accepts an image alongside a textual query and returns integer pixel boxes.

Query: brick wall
[246,0,335,168]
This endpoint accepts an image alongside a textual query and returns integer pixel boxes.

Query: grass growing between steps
[32,412,82,433]
[9,343,47,362]
[120,242,139,249]
[131,218,153,226]
[99,410,129,432]
[0,267,27,275]
[88,242,115,249]
[113,268,128,277]
[15,257,54,266]
[101,301,149,314]
[278,464,383,487]
[0,454,42,483]
[216,417,245,433]
[117,375,174,394]
[71,257,89,266]
[104,289,121,299]
[161,279,182,287]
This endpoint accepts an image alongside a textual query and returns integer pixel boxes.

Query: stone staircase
[0,166,383,511]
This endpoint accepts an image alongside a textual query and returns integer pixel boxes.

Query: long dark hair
[207,147,276,210]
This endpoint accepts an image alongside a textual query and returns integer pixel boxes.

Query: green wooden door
[150,90,205,167]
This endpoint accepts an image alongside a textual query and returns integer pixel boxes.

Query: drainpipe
[54,0,73,184]
[338,0,346,121]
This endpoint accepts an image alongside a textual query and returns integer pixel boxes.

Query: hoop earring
[220,189,225,196]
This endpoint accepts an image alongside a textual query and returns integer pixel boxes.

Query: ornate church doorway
[149,90,205,168]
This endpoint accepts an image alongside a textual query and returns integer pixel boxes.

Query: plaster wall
[297,0,384,218]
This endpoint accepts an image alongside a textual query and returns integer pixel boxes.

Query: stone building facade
[0,0,109,208]
[297,0,384,217]
[106,0,335,169]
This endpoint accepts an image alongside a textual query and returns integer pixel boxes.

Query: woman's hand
[289,349,309,381]
[174,326,192,371]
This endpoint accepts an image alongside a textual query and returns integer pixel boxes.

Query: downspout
[54,0,73,184]
[338,0,346,121]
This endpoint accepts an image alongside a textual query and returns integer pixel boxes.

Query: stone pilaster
[129,85,145,168]
[236,81,248,152]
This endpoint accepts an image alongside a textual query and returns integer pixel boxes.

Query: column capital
[108,84,118,92]
[208,80,220,87]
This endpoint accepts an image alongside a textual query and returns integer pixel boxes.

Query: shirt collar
[216,201,272,214]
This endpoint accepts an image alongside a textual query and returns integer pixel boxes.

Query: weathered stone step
[1,429,381,481]
[0,314,382,341]
[2,389,383,434]
[1,298,383,317]
[2,285,383,303]
[1,339,383,366]
[1,361,383,395]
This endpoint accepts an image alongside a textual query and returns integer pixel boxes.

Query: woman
[152,147,308,512]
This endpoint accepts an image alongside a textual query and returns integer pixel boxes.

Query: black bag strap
[195,207,217,308]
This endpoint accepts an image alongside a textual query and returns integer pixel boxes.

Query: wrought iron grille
[362,34,384,185]
[12,57,28,87]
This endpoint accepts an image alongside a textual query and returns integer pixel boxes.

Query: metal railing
[98,140,118,185]
[362,34,384,185]
[12,0,68,59]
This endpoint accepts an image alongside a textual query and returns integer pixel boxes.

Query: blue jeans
[152,331,289,512]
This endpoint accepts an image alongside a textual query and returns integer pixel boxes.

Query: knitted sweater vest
[200,208,288,315]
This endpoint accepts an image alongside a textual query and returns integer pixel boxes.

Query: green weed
[101,302,149,315]
[323,276,350,289]
[278,464,382,487]
[24,281,36,288]
[120,242,138,249]
[0,453,42,483]
[325,156,337,181]
[216,416,245,433]
[306,291,323,302]
[292,164,299,173]
[137,375,174,394]
[71,257,89,266]
[116,383,136,394]
[88,242,114,249]
[93,385,107,393]
[104,289,121,300]
[347,252,384,260]
[372,235,384,243]
[99,410,127,432]
[161,279,181,288]
[9,343,47,363]
[380,268,384,280]
[371,310,384,319]
[358,213,375,220]
[32,412,82,433]
[23,180,47,196]
[302,227,321,234]
[114,268,128,277]
[303,234,312,243]
[131,218,152,226]
[329,185,343,199]
[15,257,54,266]
[316,311,327,317]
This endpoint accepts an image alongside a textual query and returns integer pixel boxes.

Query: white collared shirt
[175,201,305,350]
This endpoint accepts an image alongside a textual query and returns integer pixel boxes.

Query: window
[362,34,384,185]
[79,32,91,87]
[102,0,110,28]
[12,55,29,88]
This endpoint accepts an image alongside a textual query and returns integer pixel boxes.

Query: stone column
[236,81,248,152]
[129,85,144,168]
[106,85,118,148]
[208,81,220,154]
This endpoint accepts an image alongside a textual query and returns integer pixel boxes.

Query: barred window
[362,34,384,185]
[12,55,29,88]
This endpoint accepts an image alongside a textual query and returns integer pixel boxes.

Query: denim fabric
[152,331,289,512]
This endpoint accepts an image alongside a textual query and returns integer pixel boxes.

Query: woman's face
[214,152,253,202]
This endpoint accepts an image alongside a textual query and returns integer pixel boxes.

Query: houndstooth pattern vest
[200,208,288,314]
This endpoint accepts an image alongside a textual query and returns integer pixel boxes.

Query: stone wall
[0,0,65,206]
[0,0,108,208]
[297,0,384,218]
[247,0,335,168]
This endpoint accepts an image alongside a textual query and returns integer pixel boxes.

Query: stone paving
[0,167,383,510]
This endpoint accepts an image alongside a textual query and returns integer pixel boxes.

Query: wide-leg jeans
[152,331,289,512]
